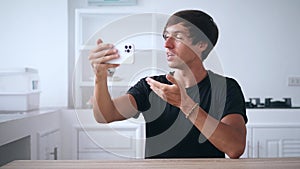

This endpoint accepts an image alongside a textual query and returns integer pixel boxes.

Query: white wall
[1,0,299,108]
[0,0,68,107]
[70,0,300,106]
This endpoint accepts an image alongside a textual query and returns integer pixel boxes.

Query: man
[88,10,247,159]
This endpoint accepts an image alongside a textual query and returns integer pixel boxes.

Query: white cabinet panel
[241,109,300,158]
[282,140,300,157]
[78,151,135,160]
[76,120,145,159]
[252,126,300,158]
[38,129,60,160]
[78,128,136,151]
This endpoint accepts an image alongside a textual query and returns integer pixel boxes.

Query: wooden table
[1,158,300,169]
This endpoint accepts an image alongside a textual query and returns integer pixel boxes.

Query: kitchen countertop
[0,108,62,147]
[1,158,300,169]
[0,107,63,123]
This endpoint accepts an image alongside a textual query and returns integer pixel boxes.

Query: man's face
[163,23,201,69]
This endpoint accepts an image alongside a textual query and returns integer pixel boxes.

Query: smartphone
[106,43,135,64]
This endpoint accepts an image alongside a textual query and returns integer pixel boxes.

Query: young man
[88,10,247,159]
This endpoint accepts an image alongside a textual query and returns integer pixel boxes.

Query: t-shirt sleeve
[127,77,152,112]
[223,79,248,123]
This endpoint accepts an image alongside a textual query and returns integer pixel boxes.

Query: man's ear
[193,41,208,57]
[197,41,208,52]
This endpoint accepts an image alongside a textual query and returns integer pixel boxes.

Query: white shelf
[74,9,170,108]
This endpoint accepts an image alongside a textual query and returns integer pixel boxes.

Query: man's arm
[89,39,138,123]
[187,106,246,159]
[93,77,138,123]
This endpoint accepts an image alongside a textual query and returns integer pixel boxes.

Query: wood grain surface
[2,158,300,169]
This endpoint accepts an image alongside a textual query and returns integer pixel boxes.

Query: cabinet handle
[50,147,58,160]
[247,140,250,158]
[257,142,260,158]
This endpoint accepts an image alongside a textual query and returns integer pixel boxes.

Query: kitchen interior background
[0,0,299,108]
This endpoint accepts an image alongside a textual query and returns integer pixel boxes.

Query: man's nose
[164,36,175,49]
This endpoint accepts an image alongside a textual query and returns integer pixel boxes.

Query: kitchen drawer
[78,128,136,152]
[78,151,136,160]
[75,117,145,159]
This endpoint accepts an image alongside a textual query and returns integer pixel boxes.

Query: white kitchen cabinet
[241,109,300,158]
[76,120,145,160]
[74,9,170,109]
[250,125,300,158]
[37,129,61,160]
[0,109,61,163]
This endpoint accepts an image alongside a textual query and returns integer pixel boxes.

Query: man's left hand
[146,74,188,109]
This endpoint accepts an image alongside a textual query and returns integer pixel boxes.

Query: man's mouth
[167,52,175,61]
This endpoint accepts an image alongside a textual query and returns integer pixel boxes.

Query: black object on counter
[245,98,264,108]
[265,98,292,108]
[246,97,293,108]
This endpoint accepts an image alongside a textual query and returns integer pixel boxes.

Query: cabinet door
[252,126,300,158]
[77,122,144,159]
[38,129,60,160]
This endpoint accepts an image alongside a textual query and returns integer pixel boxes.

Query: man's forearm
[93,76,116,123]
[182,99,246,158]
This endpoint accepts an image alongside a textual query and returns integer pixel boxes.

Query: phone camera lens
[125,45,128,49]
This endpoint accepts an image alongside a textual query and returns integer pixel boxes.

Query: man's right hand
[88,39,120,79]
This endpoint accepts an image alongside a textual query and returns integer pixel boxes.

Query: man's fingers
[149,83,167,101]
[166,74,178,85]
[146,77,166,89]
[90,44,115,56]
[97,38,103,45]
[107,64,120,68]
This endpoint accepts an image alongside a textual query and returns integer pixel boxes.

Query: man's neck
[174,65,207,88]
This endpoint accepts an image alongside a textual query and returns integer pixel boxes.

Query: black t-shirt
[127,70,247,158]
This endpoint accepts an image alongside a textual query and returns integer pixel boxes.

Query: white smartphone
[106,42,135,64]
